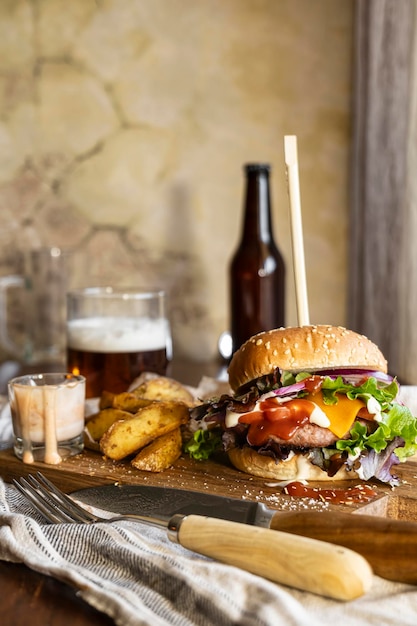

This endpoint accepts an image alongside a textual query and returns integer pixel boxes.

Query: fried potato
[83,430,101,452]
[99,391,153,413]
[85,408,133,443]
[111,392,153,413]
[100,401,189,461]
[99,390,115,410]
[131,428,182,472]
[131,376,195,407]
[98,376,195,414]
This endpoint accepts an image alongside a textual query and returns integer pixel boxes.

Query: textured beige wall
[0,0,353,362]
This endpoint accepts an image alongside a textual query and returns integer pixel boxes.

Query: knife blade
[71,484,372,600]
[71,483,417,585]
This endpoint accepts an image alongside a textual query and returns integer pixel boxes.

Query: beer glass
[0,247,72,365]
[66,287,172,398]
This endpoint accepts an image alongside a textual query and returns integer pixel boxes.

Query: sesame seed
[256,339,263,346]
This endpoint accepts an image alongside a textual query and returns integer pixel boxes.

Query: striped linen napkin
[0,478,417,626]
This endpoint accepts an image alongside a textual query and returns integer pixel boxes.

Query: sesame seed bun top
[227,325,388,393]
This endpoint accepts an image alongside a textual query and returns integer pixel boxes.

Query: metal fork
[13,473,164,527]
[12,473,374,600]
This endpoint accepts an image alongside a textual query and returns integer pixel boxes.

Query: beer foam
[67,316,170,353]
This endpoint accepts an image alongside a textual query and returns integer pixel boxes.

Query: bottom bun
[228,447,359,481]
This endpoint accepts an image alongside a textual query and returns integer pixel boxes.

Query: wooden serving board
[1,445,417,519]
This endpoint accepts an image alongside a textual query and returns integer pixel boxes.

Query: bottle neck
[240,166,275,244]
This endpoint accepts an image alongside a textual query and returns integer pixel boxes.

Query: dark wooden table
[0,561,115,626]
[0,357,225,626]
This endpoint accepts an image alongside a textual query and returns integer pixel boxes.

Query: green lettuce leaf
[281,371,312,386]
[320,376,399,411]
[184,429,222,460]
[336,403,417,459]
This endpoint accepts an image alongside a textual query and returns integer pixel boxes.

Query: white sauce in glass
[11,378,85,465]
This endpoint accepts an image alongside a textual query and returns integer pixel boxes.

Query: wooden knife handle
[270,510,417,584]
[169,514,373,600]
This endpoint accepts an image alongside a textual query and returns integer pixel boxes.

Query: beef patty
[269,421,340,448]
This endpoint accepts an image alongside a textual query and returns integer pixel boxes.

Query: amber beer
[229,163,285,355]
[67,316,170,398]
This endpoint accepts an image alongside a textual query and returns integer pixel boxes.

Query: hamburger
[185,325,417,486]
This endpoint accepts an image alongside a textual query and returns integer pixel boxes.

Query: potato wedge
[131,428,182,472]
[131,376,195,407]
[111,392,153,413]
[99,390,115,410]
[100,401,189,461]
[83,430,101,452]
[85,408,133,443]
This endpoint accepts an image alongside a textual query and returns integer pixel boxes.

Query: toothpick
[284,135,310,326]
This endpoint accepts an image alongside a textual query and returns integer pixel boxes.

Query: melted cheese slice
[306,393,365,438]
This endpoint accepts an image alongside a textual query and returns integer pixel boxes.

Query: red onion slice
[272,381,307,397]
[317,368,394,384]
[270,369,394,400]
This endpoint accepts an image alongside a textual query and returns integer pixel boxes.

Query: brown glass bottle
[229,163,285,355]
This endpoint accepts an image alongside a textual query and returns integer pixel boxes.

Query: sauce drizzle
[238,398,316,445]
[283,481,378,505]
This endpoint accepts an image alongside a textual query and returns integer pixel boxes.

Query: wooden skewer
[284,135,310,326]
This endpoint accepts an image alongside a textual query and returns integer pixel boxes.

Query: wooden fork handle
[167,514,373,601]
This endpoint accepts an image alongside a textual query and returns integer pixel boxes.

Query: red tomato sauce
[283,481,378,504]
[238,398,317,446]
